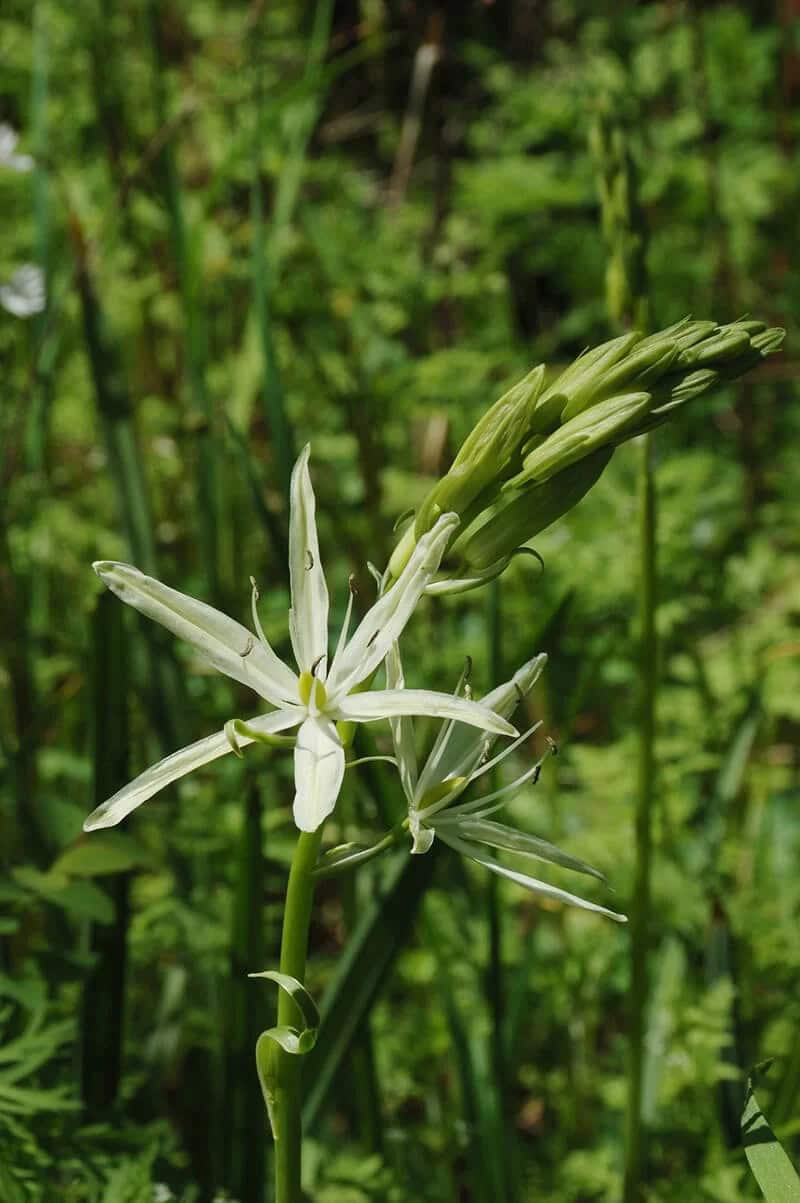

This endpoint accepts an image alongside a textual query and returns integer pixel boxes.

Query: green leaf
[11,868,114,924]
[250,971,320,1138]
[302,847,439,1131]
[249,970,320,1042]
[742,1063,800,1201]
[50,831,149,877]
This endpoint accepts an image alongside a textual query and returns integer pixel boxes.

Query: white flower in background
[0,264,45,318]
[0,124,34,172]
[385,644,626,921]
[84,446,516,835]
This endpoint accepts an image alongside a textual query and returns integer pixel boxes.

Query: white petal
[327,512,459,698]
[94,562,298,706]
[0,264,45,317]
[288,446,329,675]
[335,689,517,738]
[421,654,547,789]
[383,643,418,803]
[83,709,302,831]
[435,829,627,922]
[292,716,345,832]
[480,653,548,721]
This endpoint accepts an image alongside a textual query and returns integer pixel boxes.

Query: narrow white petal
[288,446,329,675]
[437,751,548,824]
[414,659,478,802]
[435,829,627,922]
[83,709,302,831]
[327,512,459,697]
[94,562,299,705]
[479,653,548,721]
[468,721,543,783]
[383,643,418,804]
[292,716,345,832]
[334,689,517,738]
[428,655,547,786]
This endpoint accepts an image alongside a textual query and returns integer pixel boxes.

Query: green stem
[623,432,657,1203]
[273,828,323,1203]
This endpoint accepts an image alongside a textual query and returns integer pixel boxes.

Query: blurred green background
[1,2,798,1201]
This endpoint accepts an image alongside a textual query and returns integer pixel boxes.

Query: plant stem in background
[485,577,513,1202]
[72,221,185,751]
[223,779,267,1202]
[26,0,52,480]
[147,1,220,602]
[273,828,323,1203]
[80,592,129,1111]
[590,99,657,1202]
[251,26,294,505]
[623,432,657,1203]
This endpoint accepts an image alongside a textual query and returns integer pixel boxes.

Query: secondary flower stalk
[385,644,626,922]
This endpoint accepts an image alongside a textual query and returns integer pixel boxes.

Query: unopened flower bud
[414,364,546,537]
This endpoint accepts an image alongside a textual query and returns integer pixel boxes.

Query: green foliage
[1,1,798,1200]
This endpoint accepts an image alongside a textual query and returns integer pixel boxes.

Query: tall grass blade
[147,1,219,601]
[80,592,130,1111]
[425,902,506,1203]
[222,779,267,1203]
[484,577,512,1201]
[624,432,657,1203]
[251,29,294,504]
[302,847,439,1131]
[742,1063,800,1202]
[25,0,53,478]
[71,220,184,749]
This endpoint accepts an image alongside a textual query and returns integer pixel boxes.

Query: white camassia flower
[0,124,34,172]
[385,644,626,922]
[0,265,45,318]
[84,446,516,835]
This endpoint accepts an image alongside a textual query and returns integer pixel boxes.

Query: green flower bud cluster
[388,317,783,584]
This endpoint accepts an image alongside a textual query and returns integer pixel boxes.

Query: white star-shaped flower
[0,124,34,172]
[385,644,626,921]
[0,264,45,318]
[84,446,516,835]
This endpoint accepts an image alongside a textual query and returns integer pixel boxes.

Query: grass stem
[623,432,657,1202]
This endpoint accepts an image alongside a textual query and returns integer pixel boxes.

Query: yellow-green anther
[298,671,326,709]
[418,776,468,812]
[414,364,546,537]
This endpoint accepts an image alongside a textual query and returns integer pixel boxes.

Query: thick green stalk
[273,828,323,1203]
[623,433,657,1203]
